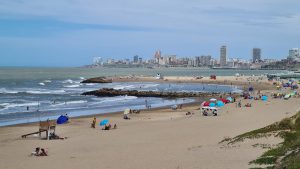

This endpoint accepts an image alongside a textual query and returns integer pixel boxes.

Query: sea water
[0,67,282,126]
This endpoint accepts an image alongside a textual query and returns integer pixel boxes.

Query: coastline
[1,76,298,169]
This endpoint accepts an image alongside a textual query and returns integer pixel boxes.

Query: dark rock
[82,88,238,98]
[81,77,112,83]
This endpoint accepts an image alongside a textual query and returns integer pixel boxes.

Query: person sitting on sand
[123,114,130,120]
[39,148,48,156]
[186,112,191,115]
[91,117,96,128]
[31,147,40,156]
[103,124,111,130]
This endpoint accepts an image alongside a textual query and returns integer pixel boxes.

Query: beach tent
[261,95,268,101]
[284,94,291,100]
[209,102,216,107]
[290,91,296,96]
[203,101,210,107]
[124,108,131,115]
[57,115,68,124]
[219,98,228,104]
[210,98,217,102]
[201,101,210,107]
[216,101,225,107]
[100,119,109,126]
[226,97,233,103]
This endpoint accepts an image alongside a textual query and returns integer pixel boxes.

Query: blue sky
[0,0,299,66]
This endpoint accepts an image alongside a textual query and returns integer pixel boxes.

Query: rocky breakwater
[81,77,112,83]
[82,88,234,98]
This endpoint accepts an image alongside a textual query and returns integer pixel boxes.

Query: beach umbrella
[261,95,268,101]
[210,98,217,102]
[99,119,109,126]
[249,87,254,92]
[226,97,233,103]
[203,101,210,107]
[209,102,216,107]
[216,101,225,107]
[57,115,68,124]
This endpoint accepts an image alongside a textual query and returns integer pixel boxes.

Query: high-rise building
[220,46,227,66]
[133,55,139,63]
[138,57,142,64]
[154,50,162,64]
[252,48,261,63]
[288,48,299,60]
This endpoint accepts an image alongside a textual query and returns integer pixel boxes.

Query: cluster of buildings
[91,46,299,69]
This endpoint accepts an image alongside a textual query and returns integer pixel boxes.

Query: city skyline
[0,0,300,66]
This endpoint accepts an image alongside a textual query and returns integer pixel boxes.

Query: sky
[0,0,299,67]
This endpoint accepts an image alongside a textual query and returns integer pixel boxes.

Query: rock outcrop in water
[81,77,112,83]
[82,88,235,98]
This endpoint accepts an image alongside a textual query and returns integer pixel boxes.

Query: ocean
[0,67,285,126]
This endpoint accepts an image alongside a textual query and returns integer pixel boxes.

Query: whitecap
[39,82,45,86]
[64,84,81,88]
[5,102,39,108]
[43,80,52,83]
[79,77,85,80]
[0,88,18,94]
[62,79,74,83]
[26,89,65,94]
[113,85,136,90]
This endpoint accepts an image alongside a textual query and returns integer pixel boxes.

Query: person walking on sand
[91,117,96,128]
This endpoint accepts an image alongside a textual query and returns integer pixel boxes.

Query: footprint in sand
[187,145,202,151]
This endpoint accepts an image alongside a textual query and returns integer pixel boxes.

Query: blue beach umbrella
[209,102,216,107]
[99,119,109,126]
[216,101,225,107]
[261,96,268,101]
[57,115,69,124]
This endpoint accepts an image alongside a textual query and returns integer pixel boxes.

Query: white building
[220,46,227,66]
[288,48,300,61]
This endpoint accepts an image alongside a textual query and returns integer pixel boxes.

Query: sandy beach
[0,77,299,169]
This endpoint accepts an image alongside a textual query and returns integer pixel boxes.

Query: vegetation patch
[221,111,300,168]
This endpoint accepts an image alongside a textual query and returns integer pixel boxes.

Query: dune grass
[221,111,300,168]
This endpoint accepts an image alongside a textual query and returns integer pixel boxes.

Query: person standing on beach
[91,117,96,128]
[145,99,148,108]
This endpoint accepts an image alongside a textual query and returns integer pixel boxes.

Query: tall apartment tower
[220,45,227,67]
[133,55,139,63]
[252,48,261,63]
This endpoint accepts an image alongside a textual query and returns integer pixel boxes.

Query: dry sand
[0,78,299,169]
[112,75,275,91]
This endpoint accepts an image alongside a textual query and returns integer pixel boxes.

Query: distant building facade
[220,46,227,66]
[288,48,300,61]
[252,48,261,63]
[133,55,139,63]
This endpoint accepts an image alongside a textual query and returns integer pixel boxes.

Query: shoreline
[1,75,299,169]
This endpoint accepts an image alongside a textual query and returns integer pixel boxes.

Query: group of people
[91,117,117,130]
[102,124,117,130]
[31,147,47,156]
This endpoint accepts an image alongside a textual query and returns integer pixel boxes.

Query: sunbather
[39,148,48,156]
[31,147,40,156]
[123,114,130,120]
